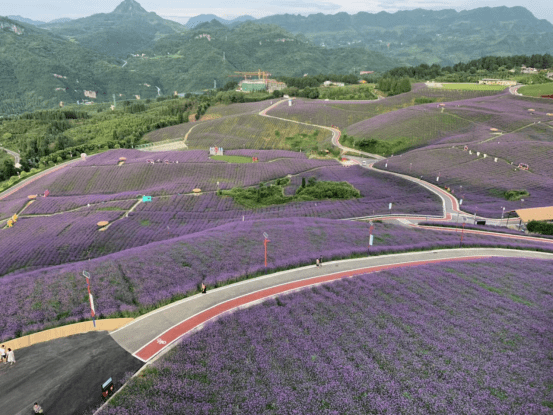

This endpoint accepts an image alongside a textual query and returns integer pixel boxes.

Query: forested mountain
[0,16,162,116]
[253,7,553,66]
[38,0,186,58]
[0,13,398,116]
[130,20,398,92]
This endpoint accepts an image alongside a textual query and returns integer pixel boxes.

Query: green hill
[38,0,186,58]
[0,16,162,116]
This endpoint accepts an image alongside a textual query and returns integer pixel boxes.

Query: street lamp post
[501,206,505,220]
[473,206,478,225]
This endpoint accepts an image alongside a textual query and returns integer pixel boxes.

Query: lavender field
[100,257,553,414]
[0,148,446,276]
[346,93,552,151]
[2,218,552,341]
[375,144,553,217]
[266,83,505,129]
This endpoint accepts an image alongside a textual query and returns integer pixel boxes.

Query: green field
[210,155,253,163]
[518,83,553,97]
[438,83,507,91]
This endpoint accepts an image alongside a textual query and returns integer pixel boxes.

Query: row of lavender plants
[1,219,552,341]
[266,84,506,129]
[101,257,553,414]
[374,145,553,217]
[2,156,337,202]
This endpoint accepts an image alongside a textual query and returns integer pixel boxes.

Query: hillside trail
[259,99,385,160]
[0,146,20,165]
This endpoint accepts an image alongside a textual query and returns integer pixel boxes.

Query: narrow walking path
[259,99,385,160]
[110,248,553,363]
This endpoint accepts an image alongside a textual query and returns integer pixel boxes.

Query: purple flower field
[0,149,445,276]
[100,258,553,414]
[2,219,552,341]
[346,93,552,148]
[266,84,505,129]
[374,145,553,217]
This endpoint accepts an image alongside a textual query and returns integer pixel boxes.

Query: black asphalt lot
[0,331,143,415]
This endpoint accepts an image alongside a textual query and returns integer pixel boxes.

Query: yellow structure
[2,318,134,350]
[516,206,553,223]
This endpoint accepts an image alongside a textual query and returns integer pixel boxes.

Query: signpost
[82,271,96,327]
[263,232,270,267]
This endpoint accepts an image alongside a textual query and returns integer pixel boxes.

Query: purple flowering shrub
[100,258,553,414]
[1,219,552,341]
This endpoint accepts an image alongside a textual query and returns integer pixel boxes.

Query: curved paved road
[110,248,553,363]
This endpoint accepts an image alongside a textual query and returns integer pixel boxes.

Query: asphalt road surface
[0,331,143,415]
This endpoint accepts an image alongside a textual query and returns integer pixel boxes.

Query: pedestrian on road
[315,258,320,267]
[33,403,44,414]
[319,255,323,267]
[201,283,207,294]
[7,348,15,365]
[0,345,6,363]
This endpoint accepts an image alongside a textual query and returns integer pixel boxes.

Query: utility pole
[223,52,225,61]
[214,79,217,89]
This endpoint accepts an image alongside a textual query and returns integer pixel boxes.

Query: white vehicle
[362,160,367,165]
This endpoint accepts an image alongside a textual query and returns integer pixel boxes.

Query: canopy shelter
[515,206,553,223]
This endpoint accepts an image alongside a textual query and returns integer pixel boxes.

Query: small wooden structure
[28,195,37,199]
[97,221,109,227]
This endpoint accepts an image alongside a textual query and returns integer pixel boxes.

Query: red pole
[86,276,96,327]
[264,238,269,267]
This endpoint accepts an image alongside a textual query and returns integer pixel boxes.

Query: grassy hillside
[518,83,553,97]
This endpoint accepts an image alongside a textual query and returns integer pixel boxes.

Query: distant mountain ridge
[185,14,256,29]
[7,15,72,25]
[251,6,553,65]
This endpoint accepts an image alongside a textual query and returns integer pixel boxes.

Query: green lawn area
[440,83,506,91]
[220,177,360,209]
[518,83,553,97]
[210,155,253,163]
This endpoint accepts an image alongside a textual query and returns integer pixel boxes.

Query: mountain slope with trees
[38,0,186,58]
[253,7,553,66]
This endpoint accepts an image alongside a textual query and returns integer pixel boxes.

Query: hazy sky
[5,0,553,25]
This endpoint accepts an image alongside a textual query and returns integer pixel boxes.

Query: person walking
[33,403,44,414]
[201,283,207,294]
[315,258,320,267]
[0,345,6,363]
[319,255,323,267]
[7,348,15,365]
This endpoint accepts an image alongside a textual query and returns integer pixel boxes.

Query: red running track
[134,255,489,362]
